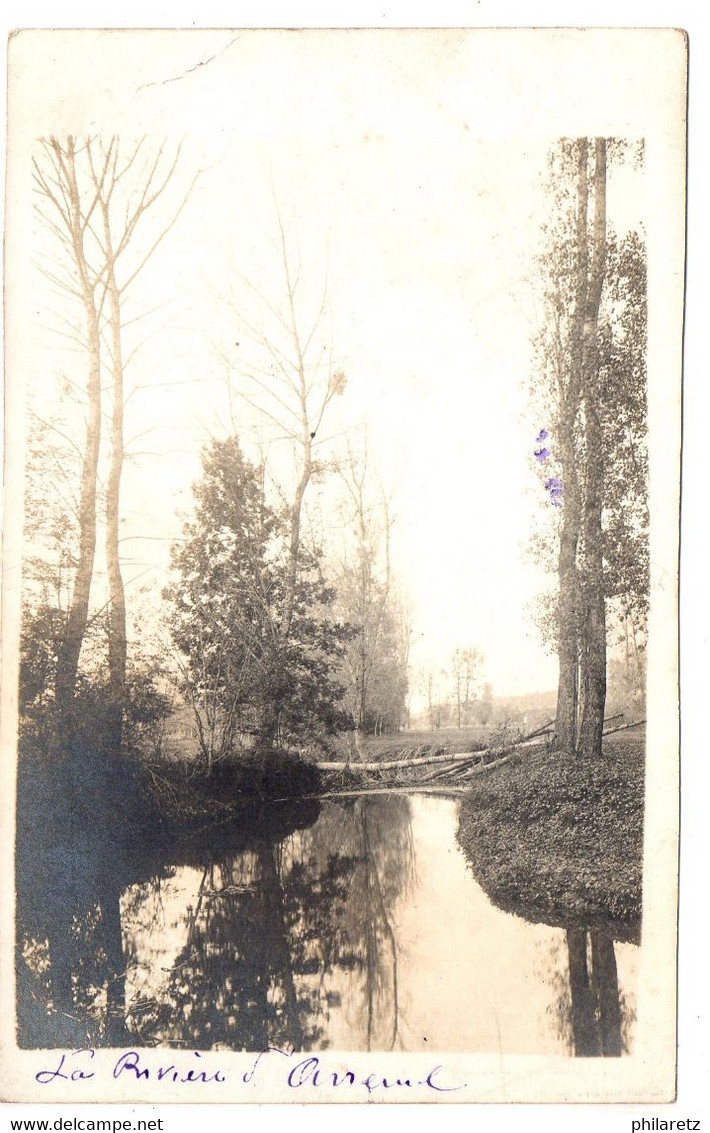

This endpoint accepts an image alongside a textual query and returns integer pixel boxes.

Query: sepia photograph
[1,26,686,1104]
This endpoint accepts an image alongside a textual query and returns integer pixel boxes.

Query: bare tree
[335,441,407,755]
[451,646,483,729]
[33,137,104,752]
[224,213,346,738]
[32,135,193,756]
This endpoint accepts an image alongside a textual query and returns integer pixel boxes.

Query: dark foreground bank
[16,745,323,1047]
[456,736,645,942]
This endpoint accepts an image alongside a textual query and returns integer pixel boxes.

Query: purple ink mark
[545,476,563,506]
[536,428,549,442]
[534,447,550,462]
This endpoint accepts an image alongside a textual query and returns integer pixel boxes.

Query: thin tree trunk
[38,135,187,758]
[578,138,608,759]
[53,140,102,754]
[103,260,127,759]
[279,241,312,642]
[630,616,645,701]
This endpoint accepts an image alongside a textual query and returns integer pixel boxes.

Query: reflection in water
[17,857,133,1050]
[532,921,635,1057]
[132,795,415,1050]
[566,929,622,1056]
[17,793,638,1056]
[17,794,414,1052]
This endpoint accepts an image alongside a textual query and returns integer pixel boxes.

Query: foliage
[531,153,648,623]
[598,230,649,628]
[18,603,173,762]
[528,139,648,756]
[457,737,644,934]
[165,435,351,765]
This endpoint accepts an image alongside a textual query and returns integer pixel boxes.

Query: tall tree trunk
[554,139,589,753]
[578,139,608,759]
[53,140,102,754]
[101,207,127,760]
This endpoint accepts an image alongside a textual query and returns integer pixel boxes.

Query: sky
[7,29,663,700]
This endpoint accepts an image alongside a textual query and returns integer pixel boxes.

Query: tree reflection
[16,793,320,1049]
[19,789,416,1052]
[132,794,415,1051]
[17,884,131,1049]
[349,796,414,1050]
[552,929,625,1057]
[282,795,415,1049]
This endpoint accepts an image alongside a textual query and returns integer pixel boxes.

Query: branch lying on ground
[316,721,555,774]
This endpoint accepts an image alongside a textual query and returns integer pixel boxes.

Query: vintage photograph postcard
[1,27,686,1104]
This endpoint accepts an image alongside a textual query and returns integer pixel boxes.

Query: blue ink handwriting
[34,1046,466,1097]
[286,1055,467,1094]
[36,1049,95,1085]
[113,1050,226,1084]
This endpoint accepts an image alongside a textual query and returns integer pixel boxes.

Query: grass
[328,726,495,762]
[456,733,645,941]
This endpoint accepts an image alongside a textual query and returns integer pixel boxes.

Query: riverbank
[15,743,323,884]
[456,734,645,941]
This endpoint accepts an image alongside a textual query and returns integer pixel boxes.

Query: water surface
[18,793,638,1055]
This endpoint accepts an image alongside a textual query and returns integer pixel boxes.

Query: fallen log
[315,749,476,772]
[524,718,556,741]
[602,718,646,736]
[317,785,471,800]
[317,722,556,775]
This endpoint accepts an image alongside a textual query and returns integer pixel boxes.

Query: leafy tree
[18,603,172,762]
[166,436,350,769]
[531,138,647,757]
[598,230,649,632]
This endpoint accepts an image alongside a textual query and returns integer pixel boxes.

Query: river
[17,792,638,1056]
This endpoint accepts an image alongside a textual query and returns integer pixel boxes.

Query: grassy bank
[456,734,645,941]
